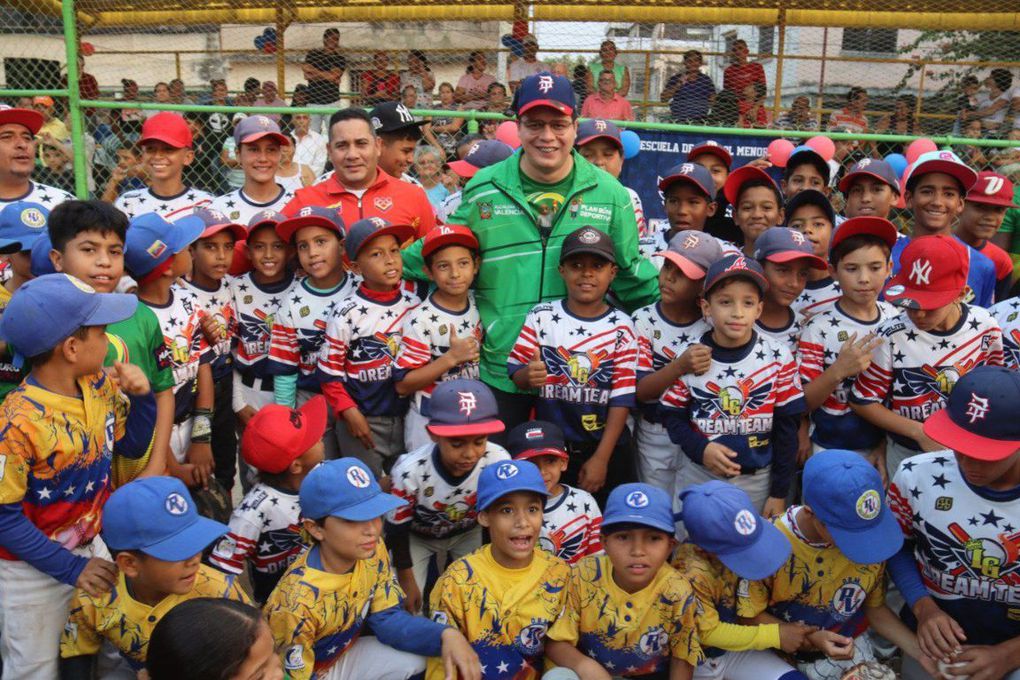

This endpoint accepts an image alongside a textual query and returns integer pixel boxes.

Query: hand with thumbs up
[444,324,479,367]
[512,346,548,390]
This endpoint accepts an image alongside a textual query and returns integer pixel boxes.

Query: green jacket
[403,150,659,394]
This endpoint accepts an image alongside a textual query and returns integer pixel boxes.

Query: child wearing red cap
[394,225,483,451]
[851,234,1004,478]
[209,397,326,602]
[957,171,1018,300]
[724,165,785,259]
[687,142,745,247]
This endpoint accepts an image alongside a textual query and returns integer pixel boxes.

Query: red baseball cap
[140,112,193,149]
[883,234,967,310]
[966,172,1020,209]
[241,396,328,474]
[723,165,780,207]
[688,141,733,169]
[0,106,44,135]
[192,208,247,241]
[422,224,479,258]
[829,216,900,252]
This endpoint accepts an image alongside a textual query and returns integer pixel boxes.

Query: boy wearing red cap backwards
[957,171,1018,299]
[114,112,213,222]
[209,396,326,603]
[851,234,1003,479]
[395,225,483,451]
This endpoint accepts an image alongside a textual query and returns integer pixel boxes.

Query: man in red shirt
[722,39,766,96]
[957,171,1019,298]
[282,108,436,238]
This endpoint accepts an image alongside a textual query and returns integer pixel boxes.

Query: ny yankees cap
[192,208,247,241]
[966,171,1019,208]
[658,162,715,199]
[476,459,548,511]
[447,140,515,179]
[687,141,732,169]
[703,254,769,296]
[785,147,831,186]
[513,72,576,117]
[233,114,291,147]
[560,226,617,265]
[924,366,1020,461]
[369,101,427,134]
[723,165,782,207]
[124,212,204,278]
[242,395,328,474]
[576,119,623,149]
[0,105,44,136]
[680,481,791,580]
[655,230,723,280]
[904,149,978,193]
[426,379,505,438]
[30,233,57,277]
[753,227,827,270]
[247,209,286,235]
[300,458,405,521]
[602,483,675,535]
[0,201,49,253]
[276,206,345,244]
[140,112,193,149]
[829,216,899,252]
[838,158,901,195]
[102,477,228,561]
[803,449,902,564]
[784,189,835,230]
[883,234,967,310]
[0,273,137,359]
[421,224,479,258]
[507,420,568,461]
[345,217,416,260]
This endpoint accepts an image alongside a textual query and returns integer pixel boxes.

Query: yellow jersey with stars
[736,506,884,638]
[60,565,248,669]
[426,545,570,680]
[264,541,404,680]
[547,554,702,676]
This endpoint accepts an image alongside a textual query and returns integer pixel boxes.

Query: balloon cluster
[766,135,836,167]
[500,20,531,57]
[253,28,277,54]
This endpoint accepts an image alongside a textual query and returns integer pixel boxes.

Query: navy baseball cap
[680,481,792,580]
[838,158,901,195]
[602,483,674,534]
[192,208,247,241]
[513,72,576,117]
[476,459,549,511]
[124,212,204,278]
[507,420,568,461]
[784,189,835,230]
[426,379,505,438]
[233,114,291,147]
[276,206,345,244]
[300,458,405,521]
[0,274,136,359]
[785,146,831,185]
[560,226,616,264]
[102,477,227,560]
[447,140,515,179]
[30,233,56,277]
[247,209,286,235]
[829,216,899,253]
[704,254,769,296]
[753,227,827,270]
[345,217,415,260]
[658,162,715,199]
[0,201,49,253]
[803,449,903,564]
[576,119,623,149]
[655,230,723,280]
[924,366,1020,461]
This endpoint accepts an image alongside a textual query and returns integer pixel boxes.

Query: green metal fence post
[61,0,87,198]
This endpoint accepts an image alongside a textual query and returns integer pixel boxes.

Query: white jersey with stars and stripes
[540,484,602,565]
[207,185,294,225]
[114,186,214,221]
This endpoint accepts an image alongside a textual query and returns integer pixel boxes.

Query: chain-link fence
[2,0,1020,198]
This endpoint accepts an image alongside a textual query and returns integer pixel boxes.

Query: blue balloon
[621,129,641,160]
[884,153,908,178]
[263,27,276,40]
[254,35,266,50]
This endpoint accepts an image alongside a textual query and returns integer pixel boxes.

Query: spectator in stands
[290,83,309,108]
[954,74,980,135]
[737,81,769,128]
[580,70,634,121]
[571,64,590,104]
[964,68,1014,135]
[828,86,870,134]
[37,144,74,193]
[168,78,191,105]
[705,89,740,127]
[146,82,172,119]
[486,82,509,114]
[722,39,766,97]
[508,34,543,92]
[955,118,990,169]
[206,79,233,107]
[33,97,70,154]
[401,49,435,106]
[253,80,286,122]
[455,51,496,110]
[233,77,258,107]
[774,95,818,131]
[61,56,98,120]
[183,111,226,195]
[430,83,464,157]
[121,78,140,103]
[360,51,401,106]
[876,93,919,156]
[660,50,715,124]
[402,85,419,111]
[276,136,316,191]
[289,112,326,177]
[585,40,630,97]
[220,113,247,190]
[302,27,347,130]
[413,145,449,209]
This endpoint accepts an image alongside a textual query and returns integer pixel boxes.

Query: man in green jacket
[403,72,659,435]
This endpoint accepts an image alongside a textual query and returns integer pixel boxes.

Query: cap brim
[658,174,712,198]
[296,396,329,459]
[356,224,417,254]
[560,245,617,265]
[909,161,978,192]
[656,251,707,279]
[839,170,900,195]
[826,509,903,564]
[924,408,1020,461]
[602,514,675,535]
[830,218,899,251]
[512,447,569,461]
[765,251,828,270]
[85,292,138,327]
[689,145,732,167]
[708,270,769,295]
[966,195,1020,209]
[577,133,622,150]
[0,109,44,136]
[276,216,344,243]
[138,131,189,148]
[517,100,574,117]
[422,232,480,258]
[724,166,777,207]
[169,215,207,254]
[447,160,479,179]
[427,419,506,437]
[200,222,247,240]
[331,490,407,521]
[716,520,792,580]
[140,516,228,561]
[247,219,281,235]
[478,481,549,510]
[883,275,959,310]
[238,131,291,147]
[0,238,25,255]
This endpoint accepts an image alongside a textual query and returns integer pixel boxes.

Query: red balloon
[263,42,277,54]
[905,138,938,165]
[806,135,836,162]
[495,120,521,149]
[766,139,795,168]
[80,42,95,57]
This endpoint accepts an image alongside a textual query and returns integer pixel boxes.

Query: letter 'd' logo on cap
[965,392,990,423]
[734,509,757,535]
[682,233,701,249]
[594,119,607,132]
[346,465,371,489]
[855,489,881,521]
[165,492,189,515]
[495,462,519,480]
[458,391,477,416]
[537,75,554,93]
[625,490,649,508]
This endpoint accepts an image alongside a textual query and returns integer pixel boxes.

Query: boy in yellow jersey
[427,459,571,680]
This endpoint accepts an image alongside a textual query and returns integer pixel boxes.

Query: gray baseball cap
[654,230,723,280]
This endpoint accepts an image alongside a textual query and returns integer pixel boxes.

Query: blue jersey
[891,235,996,308]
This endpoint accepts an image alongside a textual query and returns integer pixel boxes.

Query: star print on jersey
[633,302,709,424]
[114,187,213,221]
[989,298,1020,370]
[792,278,842,318]
[231,272,296,377]
[207,186,293,224]
[0,182,74,211]
[145,287,209,420]
[539,485,602,565]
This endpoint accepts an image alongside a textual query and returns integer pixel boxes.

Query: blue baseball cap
[513,72,576,117]
[703,254,769,296]
[0,201,49,253]
[507,420,568,461]
[247,209,286,235]
[101,477,227,561]
[447,140,515,179]
[426,378,504,438]
[924,366,1020,461]
[192,208,247,241]
[0,273,137,359]
[753,227,827,270]
[124,212,204,278]
[803,449,903,564]
[656,230,723,280]
[784,189,835,230]
[344,217,415,261]
[838,158,901,195]
[576,119,623,149]
[476,459,548,511]
[658,162,716,199]
[680,481,791,580]
[30,233,57,277]
[300,458,405,521]
[602,483,675,534]
[276,206,345,244]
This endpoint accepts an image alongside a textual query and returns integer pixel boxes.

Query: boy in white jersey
[114,113,213,221]
[386,379,509,614]
[395,225,482,450]
[634,230,720,494]
[786,190,840,317]
[754,227,827,348]
[207,116,295,224]
[639,162,717,262]
[989,294,1020,369]
[507,420,602,565]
